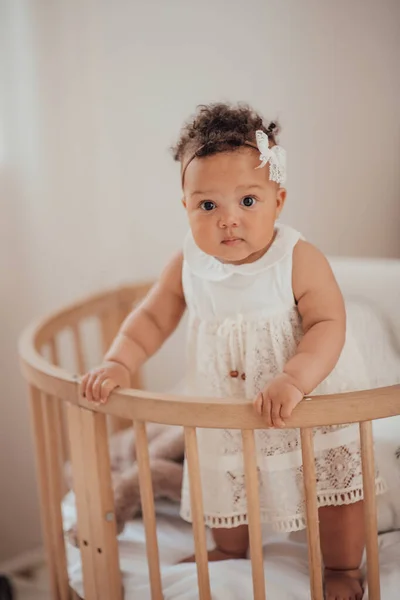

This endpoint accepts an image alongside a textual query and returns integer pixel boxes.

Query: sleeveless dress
[179,223,398,532]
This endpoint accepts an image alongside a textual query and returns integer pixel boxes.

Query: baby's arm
[81,252,186,403]
[255,241,346,427]
[285,240,346,392]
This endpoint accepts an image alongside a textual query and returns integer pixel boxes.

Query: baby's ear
[276,187,287,216]
[181,197,187,208]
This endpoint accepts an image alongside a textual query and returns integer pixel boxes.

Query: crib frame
[18,282,400,600]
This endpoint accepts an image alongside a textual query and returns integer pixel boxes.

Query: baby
[81,103,387,600]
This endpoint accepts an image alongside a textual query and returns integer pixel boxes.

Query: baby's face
[183,148,286,264]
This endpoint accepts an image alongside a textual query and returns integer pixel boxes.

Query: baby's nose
[218,209,240,228]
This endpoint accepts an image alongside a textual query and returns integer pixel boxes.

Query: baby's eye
[200,201,216,212]
[241,196,257,208]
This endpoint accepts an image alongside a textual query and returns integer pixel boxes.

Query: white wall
[1,0,399,561]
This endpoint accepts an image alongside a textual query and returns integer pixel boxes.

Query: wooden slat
[19,351,78,405]
[184,427,211,600]
[242,430,266,600]
[34,290,127,348]
[134,421,163,599]
[29,385,59,599]
[71,324,86,374]
[80,409,122,600]
[300,428,323,600]
[49,337,70,476]
[42,394,70,600]
[49,337,60,367]
[67,405,98,600]
[360,421,381,600]
[55,400,69,474]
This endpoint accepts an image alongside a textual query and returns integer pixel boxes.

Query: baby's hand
[80,361,131,404]
[254,373,304,428]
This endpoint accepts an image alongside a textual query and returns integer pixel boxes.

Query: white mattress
[63,413,400,599]
[63,492,400,600]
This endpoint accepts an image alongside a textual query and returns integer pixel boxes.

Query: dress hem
[180,478,387,533]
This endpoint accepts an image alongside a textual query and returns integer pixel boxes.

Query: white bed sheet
[63,495,400,600]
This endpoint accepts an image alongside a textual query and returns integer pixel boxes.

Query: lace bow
[255,130,287,185]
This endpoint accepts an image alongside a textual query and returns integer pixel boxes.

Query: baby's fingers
[254,392,263,416]
[83,371,104,402]
[84,372,101,402]
[271,402,286,429]
[92,376,105,403]
[100,378,118,404]
[280,400,298,421]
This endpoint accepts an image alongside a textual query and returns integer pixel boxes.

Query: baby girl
[81,102,390,600]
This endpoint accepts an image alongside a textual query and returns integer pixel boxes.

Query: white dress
[179,223,398,532]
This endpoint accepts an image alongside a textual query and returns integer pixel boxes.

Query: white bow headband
[254,130,286,185]
[181,129,287,186]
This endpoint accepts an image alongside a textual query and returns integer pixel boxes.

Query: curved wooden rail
[18,285,400,428]
[19,314,400,429]
[19,282,400,600]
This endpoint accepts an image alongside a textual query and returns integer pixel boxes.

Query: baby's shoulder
[157,251,184,296]
[292,239,331,276]
[292,239,342,304]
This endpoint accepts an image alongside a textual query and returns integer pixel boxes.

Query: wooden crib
[18,281,400,600]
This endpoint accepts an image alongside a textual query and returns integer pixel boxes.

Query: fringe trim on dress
[180,478,387,533]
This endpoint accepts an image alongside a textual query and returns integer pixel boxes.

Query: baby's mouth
[221,237,244,246]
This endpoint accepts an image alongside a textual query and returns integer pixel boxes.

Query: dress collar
[183,223,302,282]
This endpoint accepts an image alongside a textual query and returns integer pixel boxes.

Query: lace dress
[179,224,397,532]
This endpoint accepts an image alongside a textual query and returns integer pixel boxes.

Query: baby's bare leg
[180,525,249,562]
[319,501,365,600]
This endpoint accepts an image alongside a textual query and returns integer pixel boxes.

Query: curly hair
[172,102,279,163]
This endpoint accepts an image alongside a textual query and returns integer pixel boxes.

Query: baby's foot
[180,548,247,563]
[324,568,363,600]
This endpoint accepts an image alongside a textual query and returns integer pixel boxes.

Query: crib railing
[19,283,400,600]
